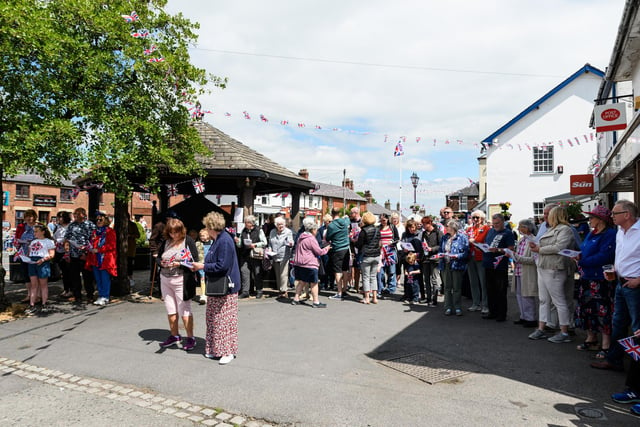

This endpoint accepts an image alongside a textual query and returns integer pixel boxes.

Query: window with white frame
[533,202,544,218]
[533,146,554,173]
[459,196,468,211]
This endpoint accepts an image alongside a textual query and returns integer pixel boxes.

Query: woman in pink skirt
[192,212,241,365]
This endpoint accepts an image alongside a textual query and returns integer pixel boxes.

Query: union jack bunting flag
[131,29,150,38]
[167,184,178,197]
[393,142,404,157]
[618,336,640,361]
[121,11,139,22]
[192,178,205,194]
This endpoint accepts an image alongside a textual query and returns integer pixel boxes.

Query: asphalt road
[1,266,638,426]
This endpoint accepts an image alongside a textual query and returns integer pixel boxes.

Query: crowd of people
[8,199,640,407]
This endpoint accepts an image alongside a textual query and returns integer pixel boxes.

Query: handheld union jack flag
[618,336,640,361]
[13,246,25,262]
[493,254,505,269]
[192,178,205,194]
[381,244,397,267]
[121,11,139,23]
[178,247,193,267]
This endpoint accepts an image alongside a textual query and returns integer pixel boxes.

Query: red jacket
[466,224,490,261]
[85,227,117,276]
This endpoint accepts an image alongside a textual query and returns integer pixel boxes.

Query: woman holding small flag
[156,217,199,352]
[85,212,117,306]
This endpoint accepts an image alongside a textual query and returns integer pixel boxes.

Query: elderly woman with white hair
[291,217,331,308]
[268,216,294,299]
[465,209,490,313]
[511,218,538,328]
[235,215,267,299]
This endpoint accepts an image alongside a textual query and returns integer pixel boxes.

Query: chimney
[364,190,373,204]
[396,202,400,212]
[348,179,354,190]
[298,169,309,180]
[384,200,391,210]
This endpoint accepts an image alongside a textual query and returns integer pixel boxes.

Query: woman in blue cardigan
[575,205,616,358]
[439,219,469,316]
[192,212,241,365]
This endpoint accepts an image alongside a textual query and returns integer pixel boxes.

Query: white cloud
[165,0,624,215]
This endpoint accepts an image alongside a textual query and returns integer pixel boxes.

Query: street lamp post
[410,172,419,212]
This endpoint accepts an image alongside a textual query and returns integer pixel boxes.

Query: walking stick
[149,261,157,299]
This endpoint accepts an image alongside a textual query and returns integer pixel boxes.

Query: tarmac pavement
[1,266,639,426]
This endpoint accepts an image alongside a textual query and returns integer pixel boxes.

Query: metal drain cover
[575,406,606,420]
[378,352,470,384]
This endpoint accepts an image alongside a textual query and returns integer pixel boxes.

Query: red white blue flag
[618,336,640,361]
[192,178,205,194]
[393,141,404,157]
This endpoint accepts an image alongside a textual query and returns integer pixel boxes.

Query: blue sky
[165,0,625,216]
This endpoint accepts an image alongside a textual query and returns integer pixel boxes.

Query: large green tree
[0,0,225,301]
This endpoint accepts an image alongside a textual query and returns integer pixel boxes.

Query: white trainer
[219,355,236,365]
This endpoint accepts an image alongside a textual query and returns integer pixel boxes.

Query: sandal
[594,349,609,359]
[361,299,370,304]
[576,341,599,351]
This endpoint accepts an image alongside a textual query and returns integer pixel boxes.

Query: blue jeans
[93,267,111,299]
[607,283,640,366]
[377,263,397,293]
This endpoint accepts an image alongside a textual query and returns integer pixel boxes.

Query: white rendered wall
[485,74,601,223]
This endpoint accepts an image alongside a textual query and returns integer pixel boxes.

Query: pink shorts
[160,274,192,317]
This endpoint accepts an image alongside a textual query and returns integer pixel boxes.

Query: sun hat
[583,205,612,223]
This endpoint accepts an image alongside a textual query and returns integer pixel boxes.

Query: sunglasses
[472,216,480,219]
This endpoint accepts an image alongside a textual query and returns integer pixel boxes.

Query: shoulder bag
[205,274,230,296]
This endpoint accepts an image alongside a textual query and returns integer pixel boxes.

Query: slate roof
[447,182,479,197]
[366,202,393,216]
[310,182,366,202]
[4,173,76,187]
[482,64,605,145]
[193,121,313,190]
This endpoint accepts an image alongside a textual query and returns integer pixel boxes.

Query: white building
[481,64,604,223]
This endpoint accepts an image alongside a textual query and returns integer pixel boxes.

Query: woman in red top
[466,210,490,313]
[85,212,117,306]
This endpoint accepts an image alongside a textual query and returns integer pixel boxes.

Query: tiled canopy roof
[194,121,311,188]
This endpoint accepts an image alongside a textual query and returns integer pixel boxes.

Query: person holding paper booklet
[24,223,56,315]
[14,209,37,303]
[192,212,241,365]
[399,219,423,299]
[85,212,117,306]
[438,219,469,316]
[528,206,577,343]
[65,207,96,305]
[268,216,294,299]
[573,205,616,357]
[482,213,515,322]
[510,219,538,328]
[156,217,199,352]
[465,210,490,313]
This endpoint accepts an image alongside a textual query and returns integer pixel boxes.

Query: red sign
[570,174,594,195]
[601,109,620,121]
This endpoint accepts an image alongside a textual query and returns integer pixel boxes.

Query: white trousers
[537,268,570,326]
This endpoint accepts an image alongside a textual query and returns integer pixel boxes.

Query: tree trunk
[0,165,7,308]
[112,197,130,296]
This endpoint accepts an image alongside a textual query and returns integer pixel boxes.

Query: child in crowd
[26,224,56,315]
[196,228,213,305]
[403,252,421,304]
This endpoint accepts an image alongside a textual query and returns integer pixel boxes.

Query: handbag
[205,274,230,296]
[262,250,273,271]
[250,247,264,259]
